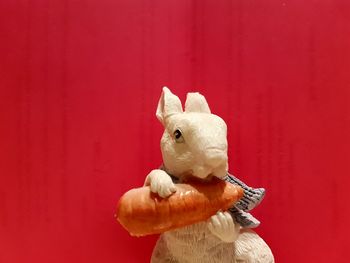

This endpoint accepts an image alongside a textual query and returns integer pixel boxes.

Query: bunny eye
[174,129,184,143]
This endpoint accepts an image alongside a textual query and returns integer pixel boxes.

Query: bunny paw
[145,169,176,198]
[208,211,240,243]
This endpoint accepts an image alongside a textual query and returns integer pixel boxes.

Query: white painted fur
[145,87,274,263]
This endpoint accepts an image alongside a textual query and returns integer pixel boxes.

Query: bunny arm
[157,165,265,211]
[158,165,264,229]
[207,211,240,243]
[144,169,177,198]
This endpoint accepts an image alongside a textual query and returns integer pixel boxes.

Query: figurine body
[145,87,274,263]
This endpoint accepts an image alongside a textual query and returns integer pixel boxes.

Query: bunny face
[156,87,228,179]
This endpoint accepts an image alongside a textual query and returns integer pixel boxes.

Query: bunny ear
[184,92,211,113]
[156,87,183,125]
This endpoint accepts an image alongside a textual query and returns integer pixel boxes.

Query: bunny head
[156,87,228,180]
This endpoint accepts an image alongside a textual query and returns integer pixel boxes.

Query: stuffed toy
[117,87,274,263]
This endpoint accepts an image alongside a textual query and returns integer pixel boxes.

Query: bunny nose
[205,149,227,167]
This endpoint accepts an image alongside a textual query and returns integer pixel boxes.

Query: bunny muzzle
[190,147,228,179]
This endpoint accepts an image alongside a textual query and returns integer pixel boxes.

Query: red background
[1,0,350,262]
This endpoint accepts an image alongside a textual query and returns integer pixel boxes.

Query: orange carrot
[116,178,243,237]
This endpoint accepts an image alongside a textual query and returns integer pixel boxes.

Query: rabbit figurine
[145,87,274,263]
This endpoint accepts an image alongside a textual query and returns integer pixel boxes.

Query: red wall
[1,0,350,262]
